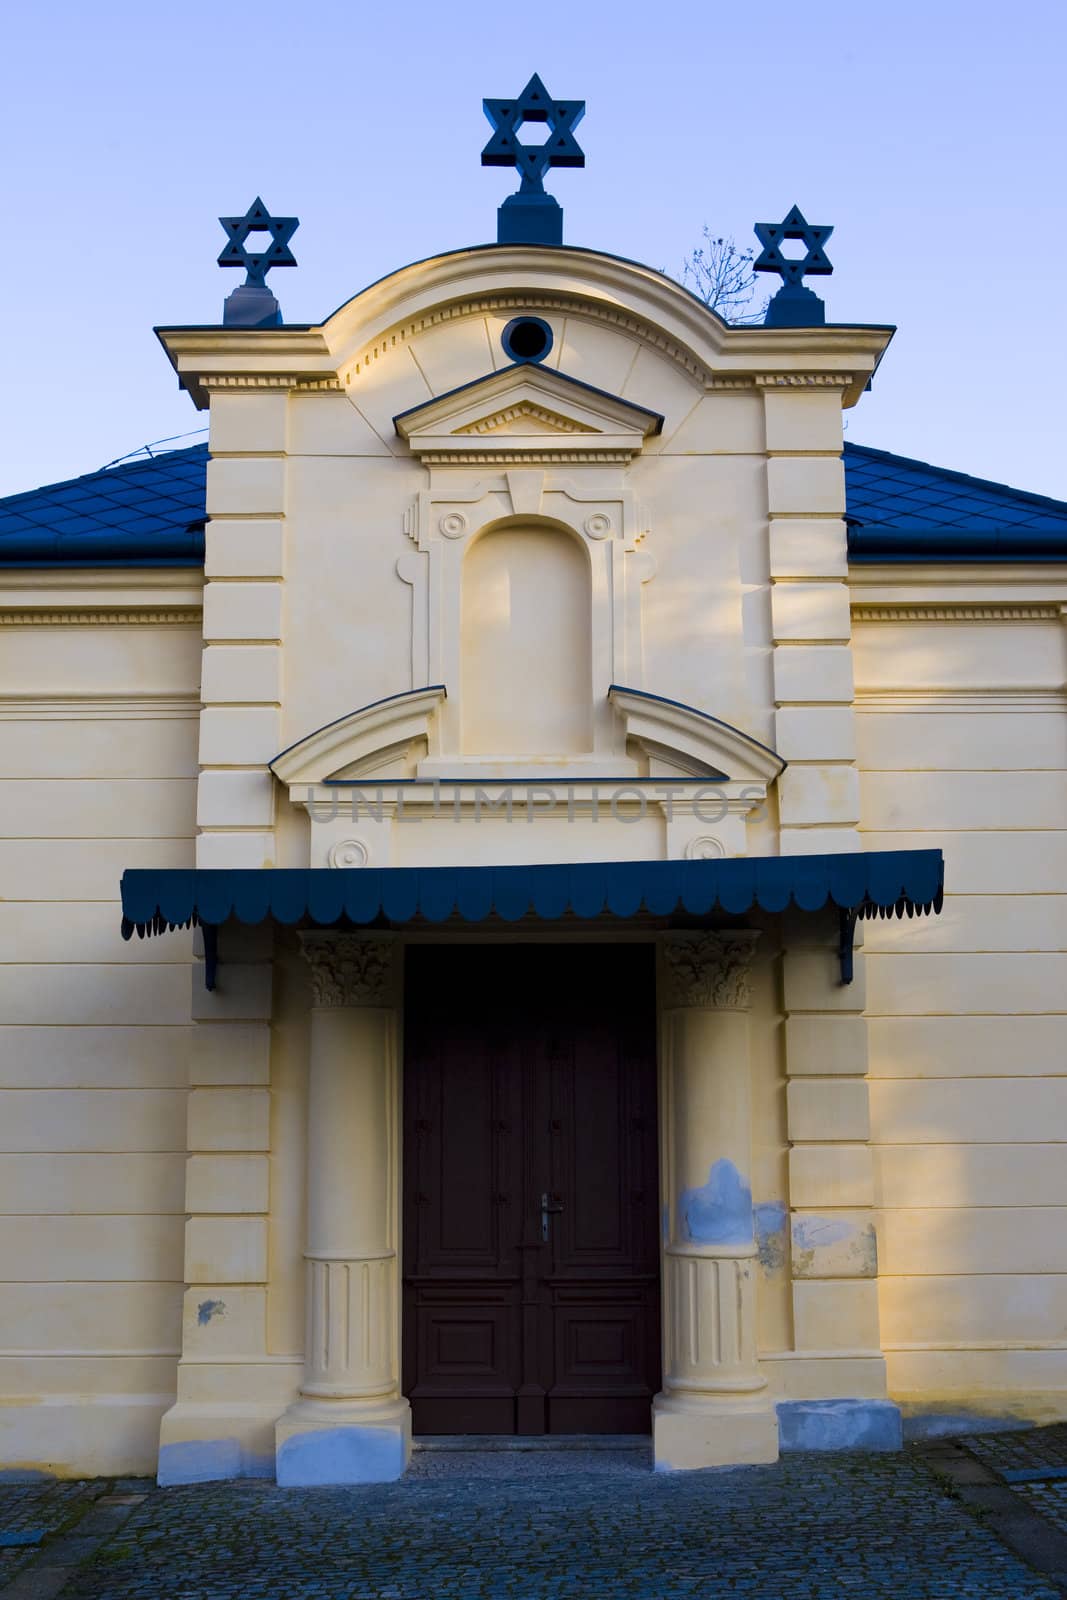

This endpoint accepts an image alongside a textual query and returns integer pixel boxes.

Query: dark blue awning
[120,851,943,940]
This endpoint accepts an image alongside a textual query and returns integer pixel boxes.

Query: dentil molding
[851,602,1062,623]
[0,608,202,627]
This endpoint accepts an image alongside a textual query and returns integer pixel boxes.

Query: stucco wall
[4,246,1065,1475]
[0,593,201,1473]
[854,601,1067,1422]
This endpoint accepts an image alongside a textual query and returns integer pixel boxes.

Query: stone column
[654,930,779,1469]
[274,932,410,1485]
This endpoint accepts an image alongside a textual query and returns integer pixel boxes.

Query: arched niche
[460,518,593,756]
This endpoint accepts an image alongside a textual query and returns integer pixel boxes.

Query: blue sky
[1,0,1064,499]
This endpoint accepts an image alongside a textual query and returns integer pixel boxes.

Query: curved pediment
[156,245,893,412]
[271,683,784,791]
[269,686,447,786]
[316,246,890,405]
[608,685,785,784]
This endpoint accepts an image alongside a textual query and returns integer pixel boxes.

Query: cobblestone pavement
[0,1480,103,1588]
[2,1437,1067,1600]
[962,1424,1067,1543]
[964,1424,1067,1482]
[1019,1482,1067,1539]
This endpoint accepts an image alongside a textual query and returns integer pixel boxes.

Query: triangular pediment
[394,364,663,463]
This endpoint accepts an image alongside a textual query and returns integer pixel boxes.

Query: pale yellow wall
[7,246,1064,1475]
[0,586,201,1473]
[854,595,1067,1420]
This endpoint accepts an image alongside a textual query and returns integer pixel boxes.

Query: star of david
[753,205,833,286]
[217,197,299,288]
[482,73,585,192]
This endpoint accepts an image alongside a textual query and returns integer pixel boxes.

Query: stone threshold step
[412,1435,650,1453]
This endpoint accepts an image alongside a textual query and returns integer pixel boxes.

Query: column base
[653,1392,779,1472]
[275,1397,411,1486]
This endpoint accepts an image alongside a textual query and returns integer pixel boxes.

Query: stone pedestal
[275,933,410,1485]
[654,930,779,1470]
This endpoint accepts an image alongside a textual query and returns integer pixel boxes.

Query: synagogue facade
[1,87,1065,1484]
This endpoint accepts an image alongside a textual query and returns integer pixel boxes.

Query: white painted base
[652,1393,779,1471]
[157,1402,282,1485]
[275,1397,411,1486]
[776,1398,902,1451]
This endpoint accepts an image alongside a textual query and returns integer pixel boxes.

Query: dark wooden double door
[403,943,661,1435]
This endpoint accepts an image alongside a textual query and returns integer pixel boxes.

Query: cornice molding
[200,375,343,394]
[855,687,1065,713]
[847,564,1067,591]
[754,373,852,389]
[852,602,1062,623]
[0,569,204,593]
[0,692,200,721]
[410,447,635,466]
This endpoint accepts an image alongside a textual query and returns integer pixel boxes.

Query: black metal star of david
[217,197,299,288]
[753,205,833,286]
[482,73,585,193]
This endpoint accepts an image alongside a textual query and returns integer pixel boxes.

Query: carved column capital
[661,930,760,1011]
[300,932,399,1008]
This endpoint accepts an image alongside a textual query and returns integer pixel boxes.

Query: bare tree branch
[681,229,769,326]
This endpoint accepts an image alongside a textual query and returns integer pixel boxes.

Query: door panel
[403,943,660,1435]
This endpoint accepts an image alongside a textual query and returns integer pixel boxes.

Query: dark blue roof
[2,438,1065,566]
[844,443,1067,560]
[0,445,207,566]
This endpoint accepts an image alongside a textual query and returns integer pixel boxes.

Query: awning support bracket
[838,907,859,985]
[203,923,219,992]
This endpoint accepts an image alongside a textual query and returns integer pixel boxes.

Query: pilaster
[274,933,410,1485]
[157,923,289,1486]
[196,389,287,869]
[654,930,779,1469]
[761,379,860,857]
[777,909,891,1414]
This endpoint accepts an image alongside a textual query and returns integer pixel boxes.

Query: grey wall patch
[791,1216,877,1278]
[197,1298,226,1326]
[754,1201,788,1271]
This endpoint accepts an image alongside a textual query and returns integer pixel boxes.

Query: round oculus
[501,316,553,364]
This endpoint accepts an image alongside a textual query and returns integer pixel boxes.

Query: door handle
[540,1192,564,1242]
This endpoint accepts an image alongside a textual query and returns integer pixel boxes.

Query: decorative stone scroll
[299,932,398,1008]
[661,930,760,1012]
